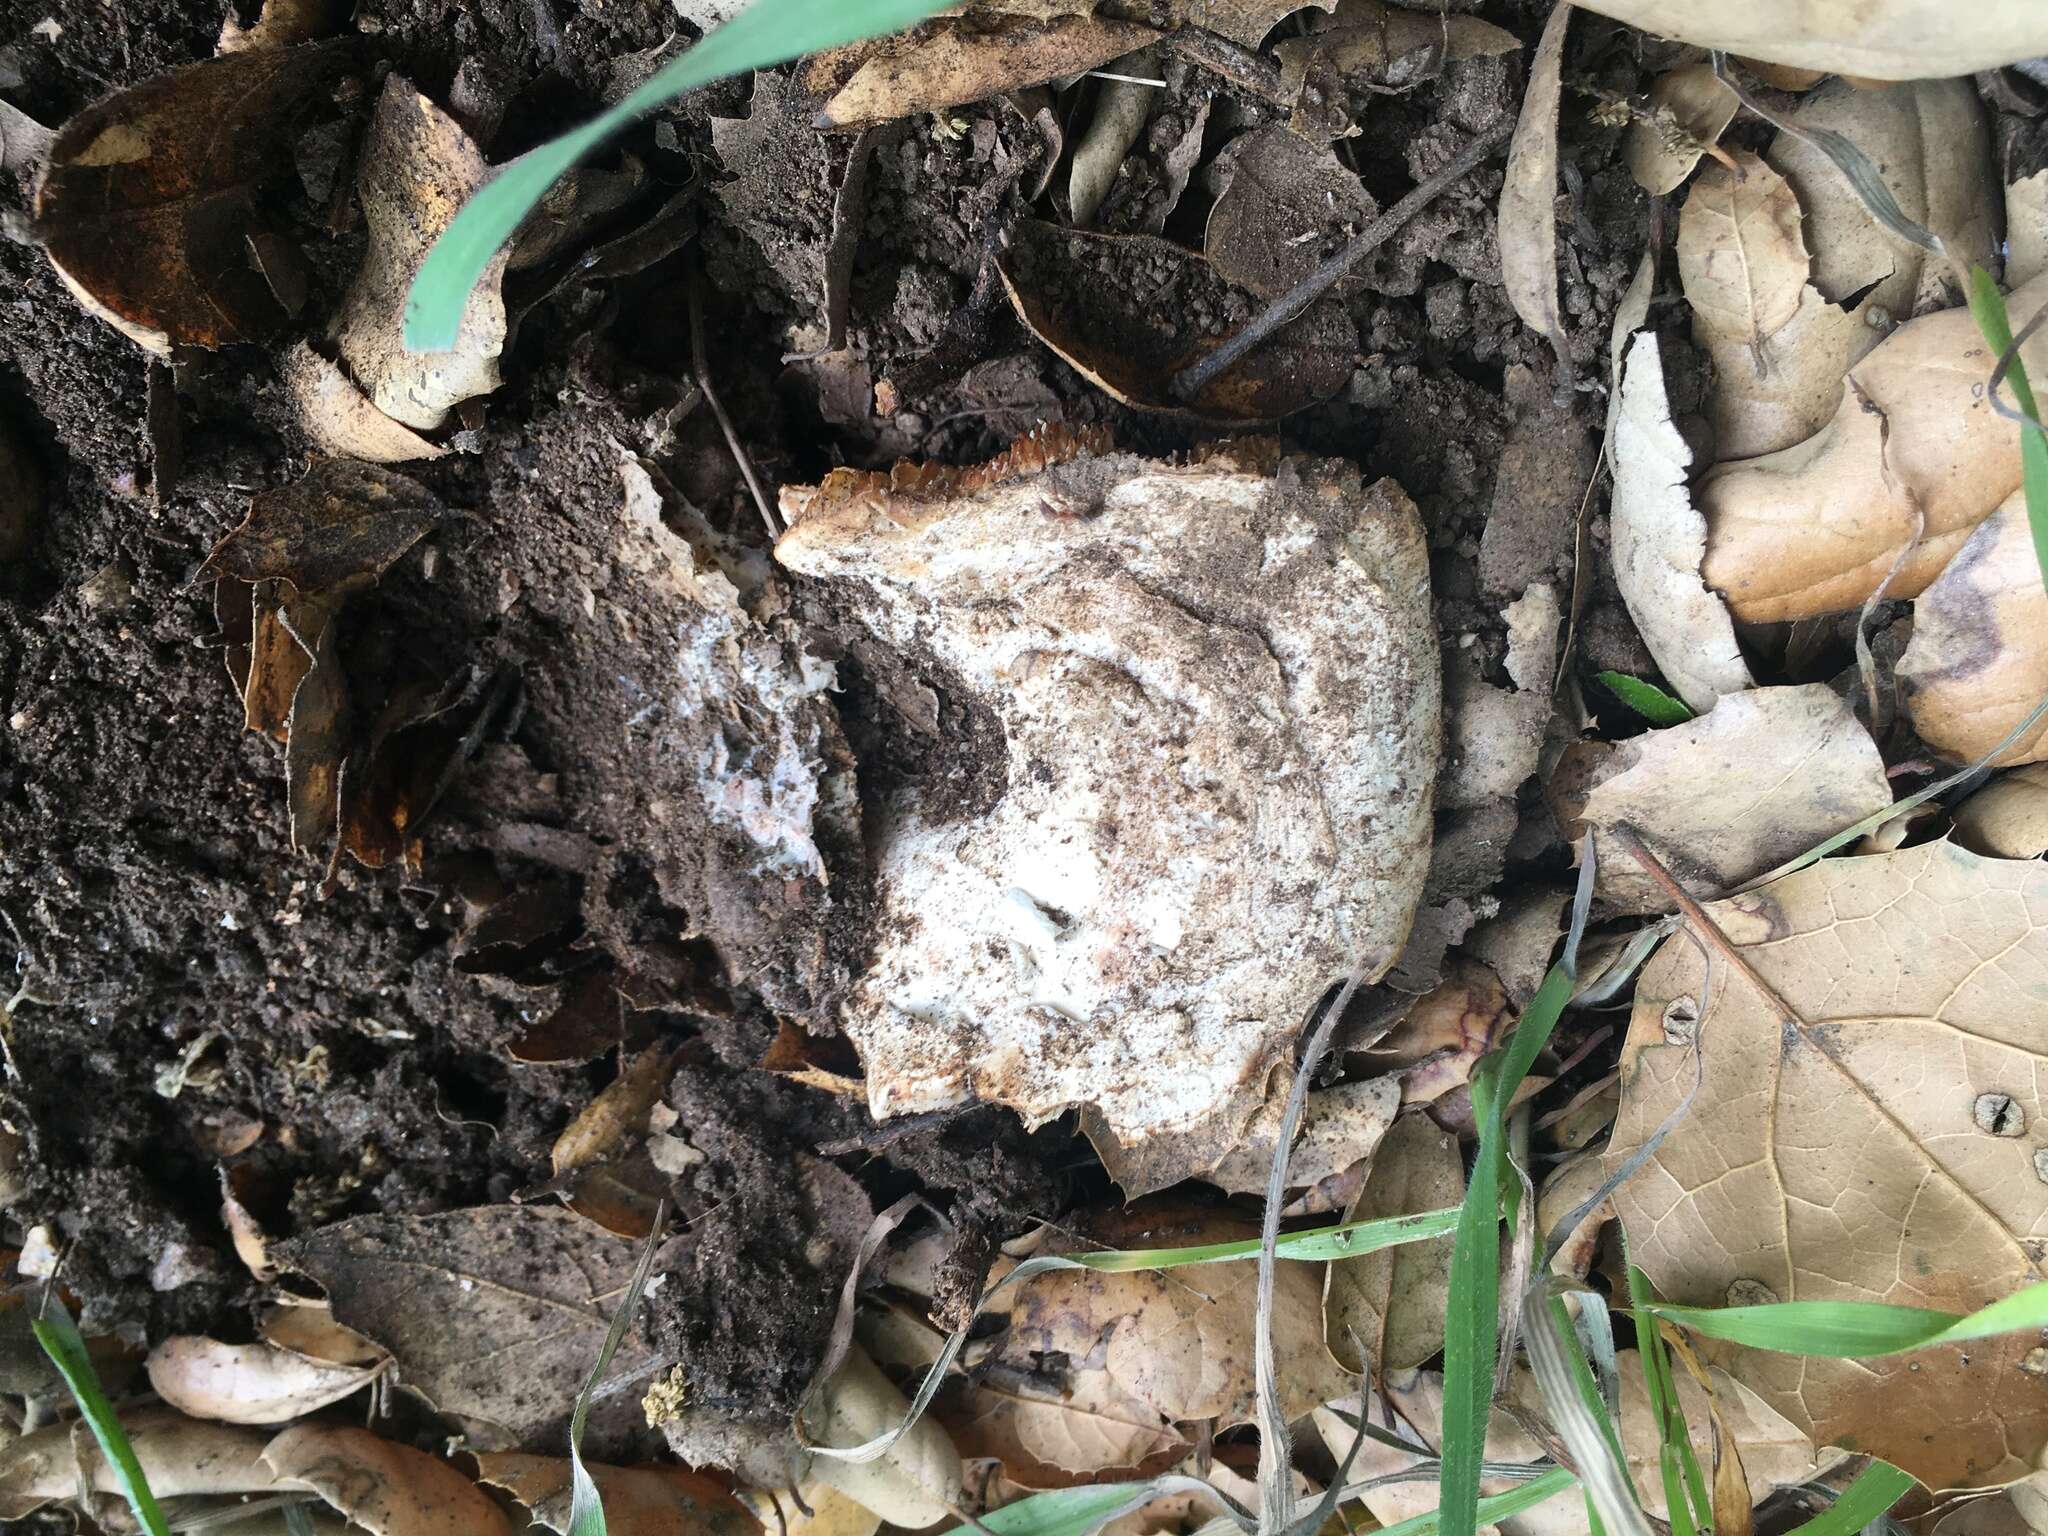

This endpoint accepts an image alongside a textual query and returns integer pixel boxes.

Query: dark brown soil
[0,0,1739,1448]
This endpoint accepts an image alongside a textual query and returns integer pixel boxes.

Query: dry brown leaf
[1899,491,2048,767]
[745,1482,877,1536]
[1563,684,1893,914]
[998,1208,1350,1424]
[1270,0,1519,99]
[808,1345,965,1527]
[1204,1078,1399,1197]
[275,1205,661,1448]
[816,14,1160,128]
[0,1409,272,1520]
[258,1301,388,1366]
[1566,0,2048,78]
[1609,329,1756,710]
[473,1453,756,1536]
[1069,69,1153,229]
[1952,763,2048,860]
[1323,1110,1463,1377]
[551,1044,676,1176]
[281,343,447,464]
[1678,151,1810,352]
[1498,0,1571,364]
[1701,274,2048,623]
[1536,1150,1610,1280]
[204,460,439,598]
[775,442,1437,1194]
[332,76,506,433]
[265,1424,512,1536]
[1625,63,1737,197]
[33,42,361,352]
[146,1335,380,1424]
[2012,171,2048,291]
[996,221,1353,422]
[217,0,347,51]
[1696,279,1867,463]
[1203,126,1376,301]
[940,1371,1186,1488]
[1606,841,2048,1489]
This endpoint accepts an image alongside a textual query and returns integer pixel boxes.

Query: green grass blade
[404,0,952,350]
[1779,1464,1914,1536]
[1440,960,1576,1536]
[1597,672,1693,727]
[1381,1466,1580,1536]
[1645,1278,2048,1357]
[939,1483,1155,1536]
[33,1305,172,1536]
[1966,265,2048,594]
[1085,1206,1461,1269]
[567,1205,668,1536]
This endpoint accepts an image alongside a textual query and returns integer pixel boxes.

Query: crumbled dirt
[0,0,1652,1443]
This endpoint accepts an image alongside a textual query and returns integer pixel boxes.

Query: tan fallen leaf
[941,1370,1186,1488]
[1536,1150,1611,1280]
[1608,329,1756,710]
[999,1207,1351,1424]
[217,0,347,51]
[1696,279,1867,463]
[1566,0,2048,78]
[1952,763,2048,860]
[996,221,1354,421]
[807,1344,965,1527]
[1678,150,1810,357]
[1324,1110,1462,1377]
[332,76,506,433]
[2012,171,2048,291]
[1204,1078,1400,1197]
[258,1300,388,1366]
[1625,64,1737,197]
[1699,273,2048,623]
[33,43,360,352]
[1899,491,2048,767]
[0,1409,273,1520]
[204,460,440,598]
[147,1335,382,1424]
[473,1452,757,1536]
[745,1482,879,1536]
[1270,0,1518,137]
[775,437,1437,1195]
[1606,841,2048,1489]
[551,1044,677,1176]
[265,1424,512,1536]
[276,1205,661,1448]
[221,1165,280,1281]
[1204,126,1376,301]
[281,343,446,463]
[1498,0,1571,364]
[1562,684,1893,914]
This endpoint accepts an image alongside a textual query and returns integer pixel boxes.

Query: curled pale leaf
[1497,0,1570,362]
[264,1424,512,1536]
[0,1409,272,1520]
[1566,0,2048,79]
[808,1345,964,1527]
[1625,64,1736,197]
[1951,763,2048,860]
[146,1336,381,1425]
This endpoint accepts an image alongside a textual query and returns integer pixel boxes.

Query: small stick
[1172,118,1512,400]
[1159,26,1291,106]
[689,277,782,541]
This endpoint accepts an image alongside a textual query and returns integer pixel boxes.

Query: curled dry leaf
[1677,151,1809,353]
[808,1345,965,1528]
[1608,330,1755,711]
[1536,1150,1610,1280]
[204,460,439,597]
[146,1335,381,1424]
[1497,0,1570,364]
[1203,126,1376,300]
[473,1453,756,1536]
[998,1207,1351,1425]
[550,1044,676,1176]
[775,439,1438,1194]
[996,221,1353,422]
[282,343,446,463]
[940,1371,1186,1489]
[266,1424,512,1536]
[332,75,506,434]
[1323,1110,1463,1377]
[1625,63,1737,197]
[33,41,360,352]
[1203,1077,1399,1197]
[2012,170,2048,290]
[1700,273,2048,623]
[0,1408,272,1520]
[1899,492,2048,767]
[259,1300,388,1366]
[1069,69,1153,230]
[1566,0,2048,79]
[1952,763,2048,860]
[1560,684,1893,914]
[276,1205,661,1448]
[217,0,348,51]
[1607,841,2048,1489]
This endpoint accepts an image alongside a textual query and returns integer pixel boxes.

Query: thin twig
[689,277,782,541]
[1172,119,1512,400]
[1158,26,1291,106]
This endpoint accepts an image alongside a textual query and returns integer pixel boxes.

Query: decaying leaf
[1561,684,1893,914]
[474,1453,756,1536]
[1567,0,2048,79]
[1203,126,1376,300]
[1204,1078,1399,1197]
[217,0,347,51]
[1498,0,1571,365]
[1606,841,2048,1489]
[1537,1151,1611,1279]
[1677,151,1810,353]
[0,98,53,177]
[265,1424,512,1536]
[205,460,439,597]
[775,439,1439,1194]
[1952,763,2048,860]
[281,343,447,463]
[940,1371,1186,1488]
[1323,1110,1463,1377]
[808,1345,965,1527]
[258,1300,388,1367]
[1899,492,2048,768]
[1608,330,1755,711]
[2012,170,2048,290]
[996,221,1353,422]
[1625,63,1737,196]
[998,1208,1352,1425]
[33,41,361,352]
[0,1409,273,1520]
[551,1045,677,1176]
[1270,0,1519,137]
[331,75,506,433]
[146,1335,381,1424]
[276,1205,662,1448]
[1700,274,2048,623]
[1069,70,1152,230]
